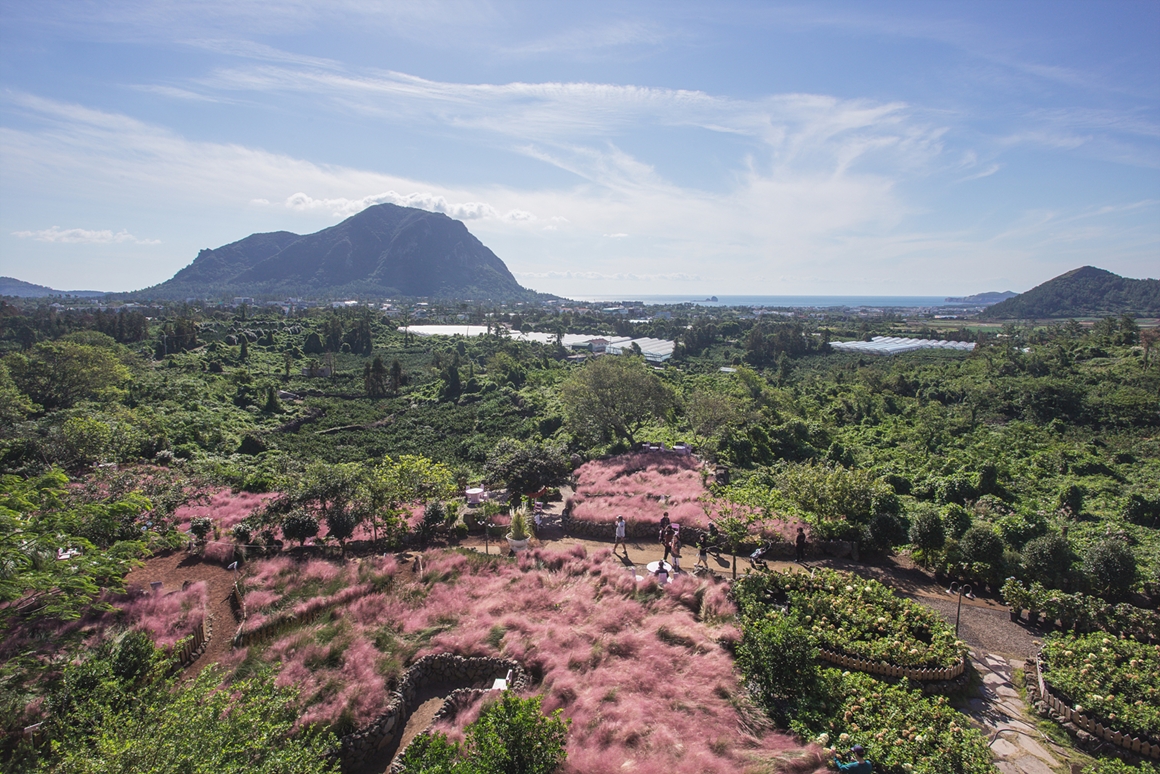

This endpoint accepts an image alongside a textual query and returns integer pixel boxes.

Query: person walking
[661,524,674,563]
[795,527,807,562]
[695,533,709,571]
[613,515,627,555]
[834,744,872,772]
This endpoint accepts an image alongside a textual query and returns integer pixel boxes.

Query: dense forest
[1,296,1157,773]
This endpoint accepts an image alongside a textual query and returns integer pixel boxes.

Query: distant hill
[980,266,1160,319]
[944,291,1016,305]
[139,204,535,301]
[0,276,107,299]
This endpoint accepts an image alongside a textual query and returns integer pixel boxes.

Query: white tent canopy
[830,336,975,355]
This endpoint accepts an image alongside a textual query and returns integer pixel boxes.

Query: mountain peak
[140,204,534,301]
[980,266,1160,319]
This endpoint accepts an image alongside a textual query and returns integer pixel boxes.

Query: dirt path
[122,550,238,676]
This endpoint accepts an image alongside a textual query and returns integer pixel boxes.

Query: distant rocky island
[136,203,538,302]
[944,291,1016,305]
[980,266,1160,319]
[0,277,106,299]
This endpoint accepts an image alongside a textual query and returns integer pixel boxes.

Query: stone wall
[340,653,528,771]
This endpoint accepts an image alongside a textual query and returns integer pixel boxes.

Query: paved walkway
[969,652,1070,774]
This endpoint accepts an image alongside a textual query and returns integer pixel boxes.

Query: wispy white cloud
[12,226,160,245]
[283,191,534,222]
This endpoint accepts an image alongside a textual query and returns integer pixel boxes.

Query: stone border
[1029,650,1160,761]
[339,653,529,771]
[817,647,967,693]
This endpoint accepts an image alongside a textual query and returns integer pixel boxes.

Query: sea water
[574,294,957,308]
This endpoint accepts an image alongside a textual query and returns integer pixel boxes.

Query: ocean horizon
[570,294,961,308]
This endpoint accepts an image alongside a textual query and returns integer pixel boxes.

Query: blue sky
[1,1,1157,297]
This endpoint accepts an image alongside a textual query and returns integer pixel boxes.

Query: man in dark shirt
[834,744,872,772]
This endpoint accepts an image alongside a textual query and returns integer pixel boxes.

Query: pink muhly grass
[115,581,207,648]
[224,545,808,768]
[173,489,276,531]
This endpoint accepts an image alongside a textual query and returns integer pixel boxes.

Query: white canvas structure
[830,336,975,355]
[605,337,676,362]
[401,326,675,361]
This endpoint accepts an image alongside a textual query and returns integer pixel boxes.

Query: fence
[817,647,966,684]
[172,617,210,668]
[1034,651,1160,761]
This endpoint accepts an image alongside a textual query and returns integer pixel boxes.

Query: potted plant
[506,507,531,554]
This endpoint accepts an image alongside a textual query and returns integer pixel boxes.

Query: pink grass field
[173,488,278,532]
[225,546,822,773]
[113,581,208,648]
[571,452,810,543]
[572,452,710,528]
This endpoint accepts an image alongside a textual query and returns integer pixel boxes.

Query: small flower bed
[1040,631,1160,741]
[735,569,965,670]
[792,669,995,774]
[1001,579,1158,642]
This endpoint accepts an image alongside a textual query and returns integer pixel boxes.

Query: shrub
[909,506,945,561]
[281,509,320,546]
[736,613,817,724]
[959,525,1004,568]
[996,511,1047,550]
[1021,534,1072,589]
[189,517,213,544]
[735,569,965,669]
[1041,631,1160,741]
[1081,540,1137,600]
[791,669,994,774]
[941,504,973,540]
[1057,483,1085,516]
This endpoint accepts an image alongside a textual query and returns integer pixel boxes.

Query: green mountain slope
[980,266,1160,319]
[138,204,536,301]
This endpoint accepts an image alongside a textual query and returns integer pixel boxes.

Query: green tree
[1082,539,1137,600]
[281,509,320,546]
[0,361,36,423]
[5,341,130,410]
[483,439,570,497]
[366,455,456,546]
[1021,533,1072,589]
[0,471,150,625]
[467,692,569,774]
[364,355,388,398]
[737,613,817,725]
[908,506,945,566]
[389,359,404,395]
[46,653,337,774]
[560,356,672,446]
